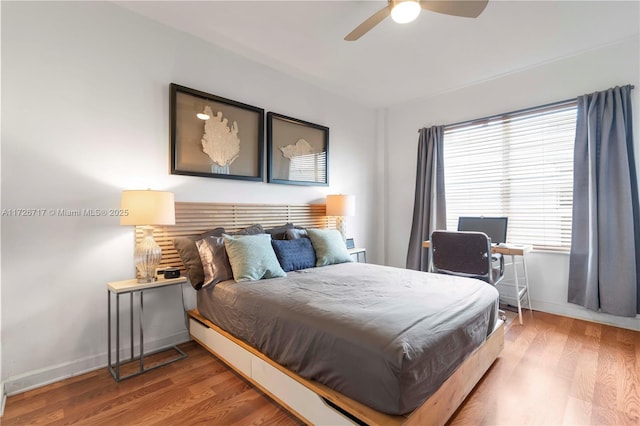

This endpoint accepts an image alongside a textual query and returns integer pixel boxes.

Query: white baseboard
[531,299,640,331]
[3,331,190,397]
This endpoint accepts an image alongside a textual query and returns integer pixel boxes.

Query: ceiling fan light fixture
[390,0,421,24]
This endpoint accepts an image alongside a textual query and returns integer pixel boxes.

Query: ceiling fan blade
[420,0,488,18]
[344,5,391,41]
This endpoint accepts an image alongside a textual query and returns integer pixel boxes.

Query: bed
[145,202,504,425]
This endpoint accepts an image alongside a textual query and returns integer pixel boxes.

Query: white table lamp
[120,190,175,283]
[326,194,355,240]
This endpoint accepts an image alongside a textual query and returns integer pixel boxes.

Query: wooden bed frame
[149,202,504,425]
[189,310,504,426]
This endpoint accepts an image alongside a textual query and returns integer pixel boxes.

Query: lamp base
[135,226,162,283]
[336,216,347,241]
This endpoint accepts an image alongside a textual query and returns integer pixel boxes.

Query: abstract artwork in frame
[267,112,329,186]
[170,83,264,181]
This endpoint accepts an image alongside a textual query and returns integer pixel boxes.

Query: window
[443,101,577,251]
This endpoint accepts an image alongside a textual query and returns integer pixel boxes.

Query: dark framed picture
[170,83,264,181]
[267,112,329,186]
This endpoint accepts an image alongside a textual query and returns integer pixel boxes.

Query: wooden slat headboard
[135,202,335,274]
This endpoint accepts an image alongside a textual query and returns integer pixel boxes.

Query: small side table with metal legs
[348,247,367,263]
[107,276,188,381]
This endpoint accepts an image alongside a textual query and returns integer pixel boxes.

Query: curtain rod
[420,84,635,132]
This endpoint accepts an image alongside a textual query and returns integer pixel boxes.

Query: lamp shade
[326,194,355,217]
[120,190,176,226]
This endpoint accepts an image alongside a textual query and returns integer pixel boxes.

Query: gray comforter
[197,262,499,415]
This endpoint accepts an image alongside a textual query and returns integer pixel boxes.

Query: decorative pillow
[307,228,353,267]
[265,223,295,240]
[285,228,308,240]
[195,236,234,288]
[223,234,286,282]
[232,224,264,235]
[173,227,225,289]
[271,238,316,272]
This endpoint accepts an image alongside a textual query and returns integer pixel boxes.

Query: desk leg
[522,254,532,311]
[512,254,523,325]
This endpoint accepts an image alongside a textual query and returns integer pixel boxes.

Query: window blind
[289,152,327,183]
[443,100,577,251]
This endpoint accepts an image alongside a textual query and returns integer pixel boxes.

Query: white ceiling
[115,1,640,108]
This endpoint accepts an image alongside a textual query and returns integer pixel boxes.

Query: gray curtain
[406,126,447,271]
[568,85,640,317]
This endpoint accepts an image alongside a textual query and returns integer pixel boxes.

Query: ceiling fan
[344,0,489,41]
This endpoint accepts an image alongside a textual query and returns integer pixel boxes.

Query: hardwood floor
[2,344,302,426]
[449,310,640,425]
[3,311,639,425]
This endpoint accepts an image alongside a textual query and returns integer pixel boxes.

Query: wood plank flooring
[2,344,302,426]
[3,310,639,425]
[449,311,639,425]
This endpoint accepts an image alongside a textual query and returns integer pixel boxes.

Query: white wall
[385,37,640,330]
[1,1,376,394]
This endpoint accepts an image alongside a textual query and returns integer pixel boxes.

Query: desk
[422,241,533,324]
[107,277,188,381]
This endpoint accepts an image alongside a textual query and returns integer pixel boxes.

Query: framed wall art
[266,112,329,186]
[170,83,264,181]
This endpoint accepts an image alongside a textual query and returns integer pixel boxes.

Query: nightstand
[107,276,188,381]
[348,247,367,263]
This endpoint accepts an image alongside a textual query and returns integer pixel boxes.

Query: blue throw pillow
[271,238,316,272]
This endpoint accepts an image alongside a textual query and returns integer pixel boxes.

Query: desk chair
[430,230,505,285]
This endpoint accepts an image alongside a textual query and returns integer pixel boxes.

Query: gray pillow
[306,228,353,267]
[265,223,295,240]
[232,223,264,235]
[223,233,286,282]
[195,236,234,288]
[285,228,308,240]
[173,227,225,289]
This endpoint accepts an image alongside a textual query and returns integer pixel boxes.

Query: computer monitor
[457,216,509,244]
